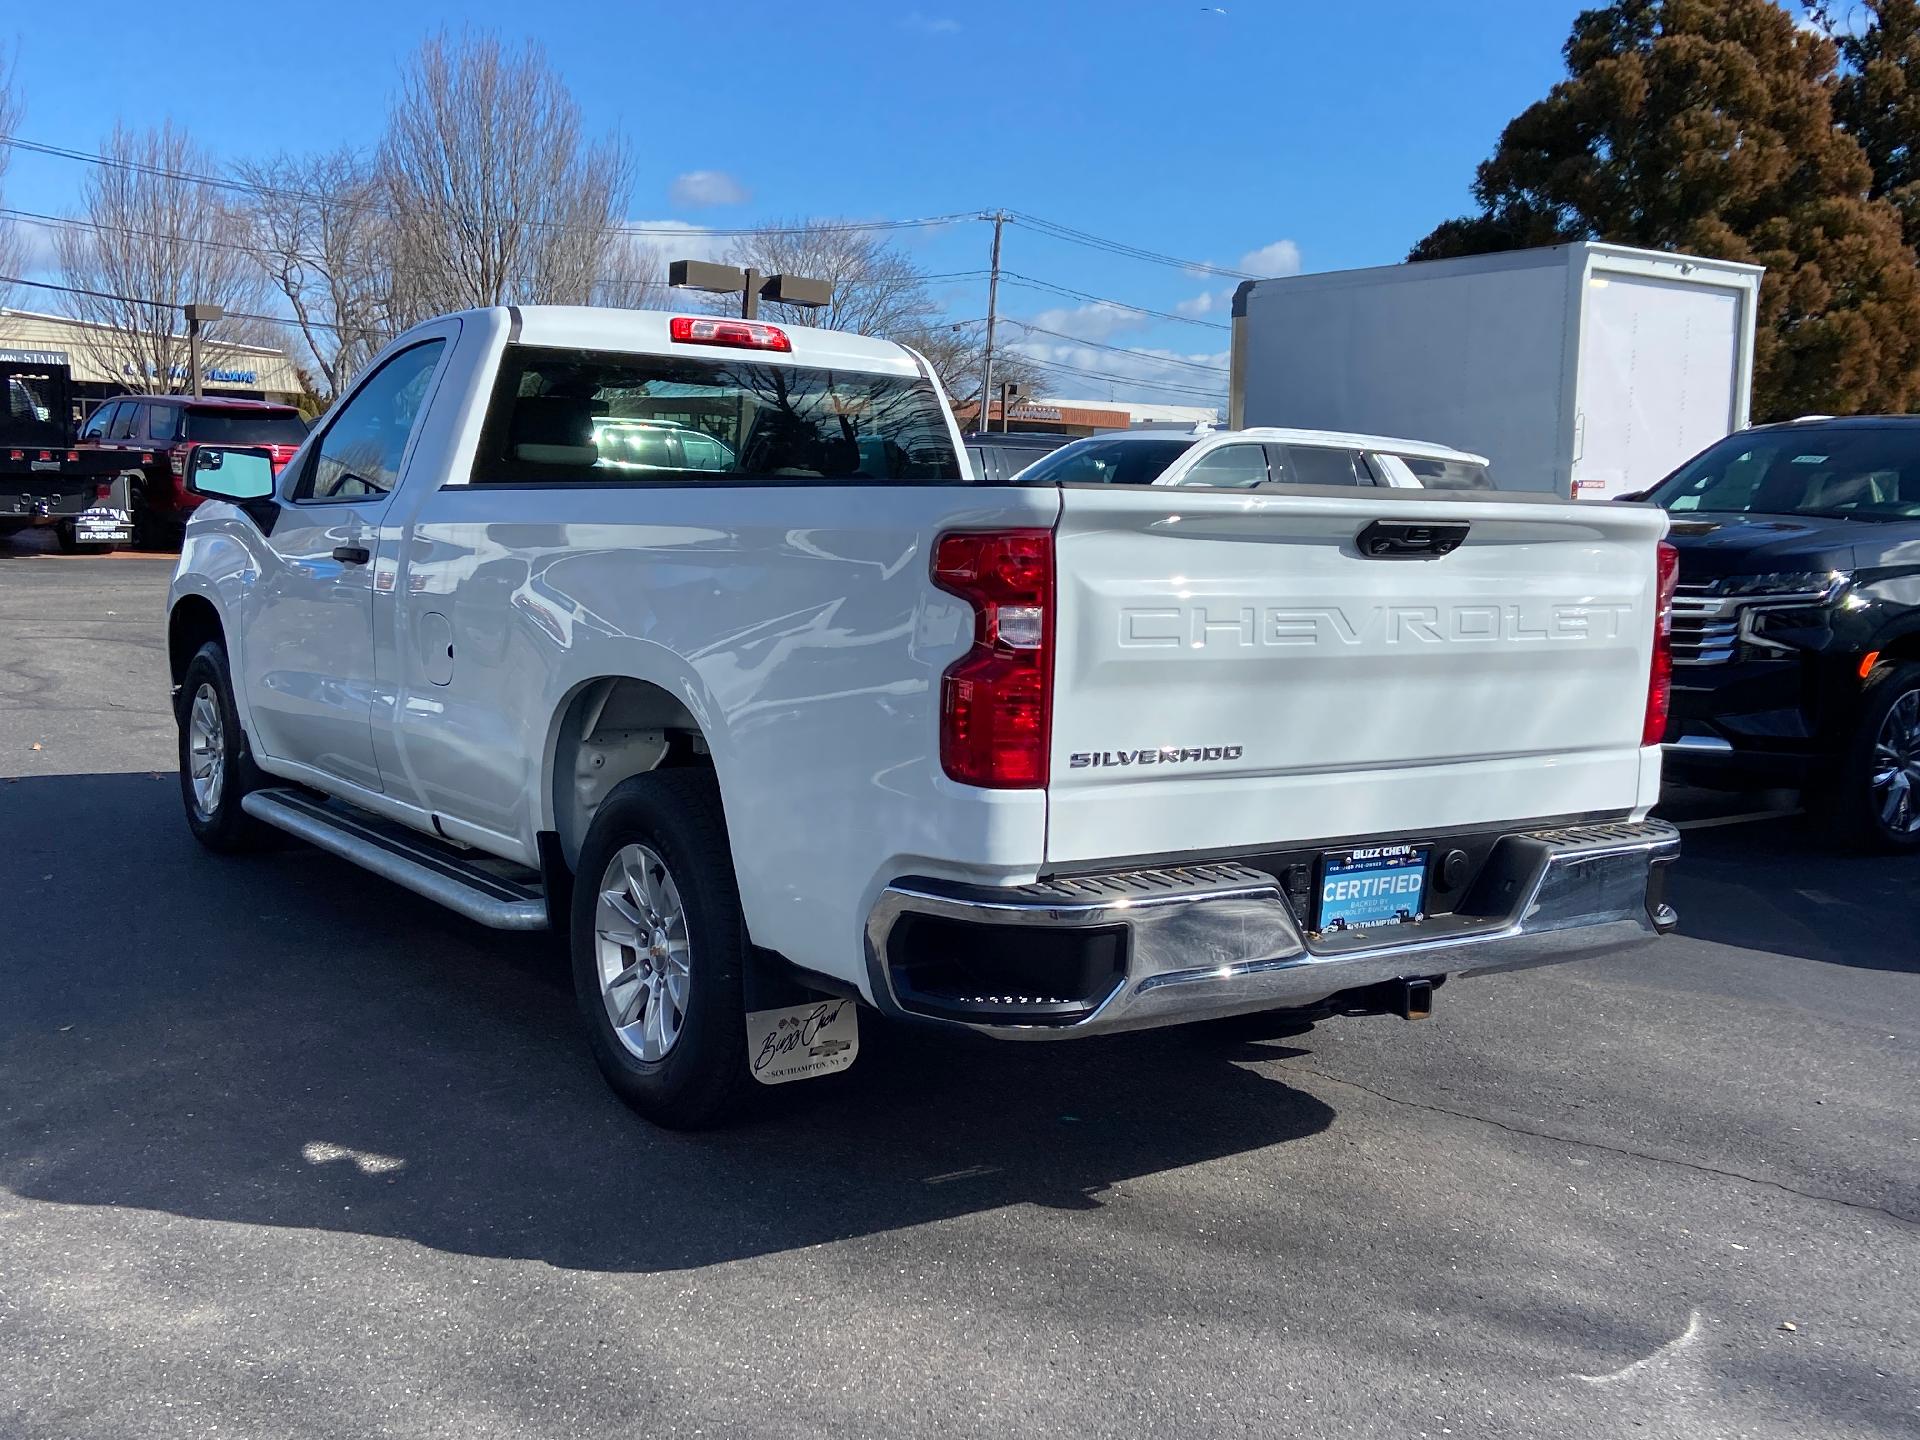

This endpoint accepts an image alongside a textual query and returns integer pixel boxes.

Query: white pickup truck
[167,306,1680,1128]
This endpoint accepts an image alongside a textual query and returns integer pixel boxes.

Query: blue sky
[0,0,1824,405]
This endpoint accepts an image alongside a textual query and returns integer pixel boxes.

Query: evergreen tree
[1414,0,1920,419]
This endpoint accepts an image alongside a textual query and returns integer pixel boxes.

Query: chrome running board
[241,788,550,931]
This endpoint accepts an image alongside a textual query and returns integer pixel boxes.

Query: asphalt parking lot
[2,530,1916,1440]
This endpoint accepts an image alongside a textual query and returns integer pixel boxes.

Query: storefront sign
[123,362,260,386]
[0,348,69,367]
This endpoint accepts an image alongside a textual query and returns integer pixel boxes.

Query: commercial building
[959,395,1219,437]
[0,308,303,424]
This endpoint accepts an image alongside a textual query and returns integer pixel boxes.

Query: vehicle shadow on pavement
[1672,814,1920,972]
[0,772,1335,1274]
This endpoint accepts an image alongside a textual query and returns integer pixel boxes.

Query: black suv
[1643,416,1920,847]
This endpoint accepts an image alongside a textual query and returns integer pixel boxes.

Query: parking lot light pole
[182,303,224,399]
[999,381,1025,434]
[668,261,833,323]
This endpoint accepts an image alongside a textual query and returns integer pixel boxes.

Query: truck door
[1574,272,1741,499]
[242,339,447,793]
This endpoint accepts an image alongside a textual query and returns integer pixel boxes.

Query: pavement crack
[1282,1062,1920,1229]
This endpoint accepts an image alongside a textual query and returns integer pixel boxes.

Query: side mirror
[186,446,277,502]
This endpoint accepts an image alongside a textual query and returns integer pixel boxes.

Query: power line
[4,205,263,258]
[1003,319,1229,373]
[998,271,1231,331]
[1008,211,1258,282]
[0,272,349,334]
[1015,353,1227,401]
[0,134,985,241]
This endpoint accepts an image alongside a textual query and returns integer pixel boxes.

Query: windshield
[1649,427,1920,520]
[1015,435,1197,485]
[184,408,309,445]
[477,345,960,483]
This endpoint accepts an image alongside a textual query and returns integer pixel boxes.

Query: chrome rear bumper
[865,820,1679,1038]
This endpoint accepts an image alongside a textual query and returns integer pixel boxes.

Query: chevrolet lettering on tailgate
[1120,601,1636,649]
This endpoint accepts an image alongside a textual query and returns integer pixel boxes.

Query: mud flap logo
[746,999,859,1085]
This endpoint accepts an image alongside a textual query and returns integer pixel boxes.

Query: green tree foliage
[1412,0,1920,420]
[1826,1,1920,250]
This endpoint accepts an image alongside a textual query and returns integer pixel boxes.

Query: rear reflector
[1643,540,1678,746]
[933,529,1054,788]
[668,316,792,352]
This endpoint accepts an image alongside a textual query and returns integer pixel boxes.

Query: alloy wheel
[594,843,692,1062]
[1871,690,1920,838]
[186,682,226,818]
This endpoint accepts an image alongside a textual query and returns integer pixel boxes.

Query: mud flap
[743,946,859,1086]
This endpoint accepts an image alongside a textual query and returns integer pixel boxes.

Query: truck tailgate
[1046,486,1668,865]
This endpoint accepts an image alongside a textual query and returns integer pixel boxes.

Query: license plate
[1316,844,1429,933]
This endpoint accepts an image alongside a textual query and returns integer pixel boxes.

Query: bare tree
[54,122,272,392]
[717,219,937,335]
[379,32,633,325]
[906,318,1040,417]
[592,234,668,311]
[0,44,24,307]
[239,148,392,401]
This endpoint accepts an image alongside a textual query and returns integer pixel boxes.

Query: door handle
[1355,520,1469,558]
[332,545,371,565]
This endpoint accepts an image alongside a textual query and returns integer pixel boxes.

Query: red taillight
[94,482,112,500]
[668,315,792,352]
[1643,540,1678,746]
[933,529,1054,788]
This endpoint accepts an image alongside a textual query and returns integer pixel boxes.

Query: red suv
[77,395,308,546]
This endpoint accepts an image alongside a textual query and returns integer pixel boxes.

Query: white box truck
[1229,242,1763,500]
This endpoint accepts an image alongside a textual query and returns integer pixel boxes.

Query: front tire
[177,641,267,852]
[1809,660,1920,851]
[570,769,754,1129]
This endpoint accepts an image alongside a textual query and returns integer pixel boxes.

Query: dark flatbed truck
[0,356,137,552]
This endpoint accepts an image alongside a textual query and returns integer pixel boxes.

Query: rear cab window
[472,346,960,484]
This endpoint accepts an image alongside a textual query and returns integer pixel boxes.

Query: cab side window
[106,402,138,441]
[148,406,181,444]
[1180,443,1271,488]
[295,341,445,502]
[1281,445,1373,486]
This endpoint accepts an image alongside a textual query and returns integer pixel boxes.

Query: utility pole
[978,212,1004,435]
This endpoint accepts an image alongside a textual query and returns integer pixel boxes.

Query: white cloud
[1176,288,1229,318]
[1238,239,1303,277]
[668,170,750,208]
[903,12,962,33]
[1025,301,1148,344]
[636,219,730,267]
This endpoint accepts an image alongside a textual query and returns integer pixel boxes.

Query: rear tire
[1808,660,1920,851]
[570,769,755,1129]
[53,520,115,555]
[177,641,268,853]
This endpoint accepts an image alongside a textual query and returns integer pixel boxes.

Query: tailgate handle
[1356,520,1468,559]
